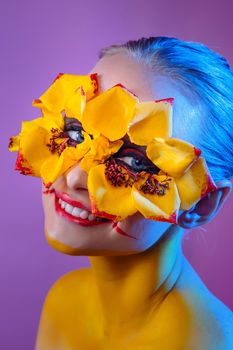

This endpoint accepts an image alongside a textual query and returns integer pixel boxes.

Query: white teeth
[64,204,73,214]
[88,214,95,221]
[58,198,99,222]
[72,207,82,217]
[80,210,89,219]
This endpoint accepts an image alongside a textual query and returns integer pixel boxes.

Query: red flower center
[105,159,171,195]
[46,128,69,156]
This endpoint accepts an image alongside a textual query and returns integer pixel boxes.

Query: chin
[42,190,172,256]
[45,224,148,256]
[44,229,86,255]
[45,228,143,256]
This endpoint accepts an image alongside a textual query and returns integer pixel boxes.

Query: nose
[65,162,88,192]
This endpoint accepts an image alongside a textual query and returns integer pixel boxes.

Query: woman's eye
[67,129,84,144]
[115,147,160,174]
[63,117,85,145]
[118,156,146,172]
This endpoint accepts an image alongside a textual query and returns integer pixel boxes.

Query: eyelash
[64,124,84,145]
[63,119,158,174]
[114,149,158,174]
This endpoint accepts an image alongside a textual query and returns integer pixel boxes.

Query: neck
[88,224,185,334]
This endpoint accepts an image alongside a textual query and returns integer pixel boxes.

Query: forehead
[89,52,202,144]
[89,53,154,100]
[90,52,194,103]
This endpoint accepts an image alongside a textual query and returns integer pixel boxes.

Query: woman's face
[42,52,194,256]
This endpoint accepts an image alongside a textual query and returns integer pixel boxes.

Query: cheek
[42,191,54,228]
[41,176,63,213]
[119,213,171,250]
[139,221,171,249]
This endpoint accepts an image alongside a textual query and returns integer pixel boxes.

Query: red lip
[55,190,91,211]
[54,193,111,227]
[53,191,137,238]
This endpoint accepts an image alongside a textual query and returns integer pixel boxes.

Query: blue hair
[100,37,233,182]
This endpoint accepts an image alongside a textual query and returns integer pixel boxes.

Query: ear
[178,180,232,229]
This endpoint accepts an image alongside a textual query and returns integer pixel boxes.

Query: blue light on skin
[40,52,233,347]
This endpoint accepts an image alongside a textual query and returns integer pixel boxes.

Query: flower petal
[33,113,64,131]
[87,164,137,220]
[32,73,98,114]
[132,175,180,223]
[8,135,20,152]
[40,136,91,183]
[128,98,173,145]
[15,151,35,176]
[18,119,58,177]
[12,114,66,178]
[65,86,86,121]
[80,136,123,173]
[82,85,138,141]
[175,157,217,210]
[147,137,201,178]
[11,118,64,177]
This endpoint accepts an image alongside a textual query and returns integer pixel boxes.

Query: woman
[11,37,233,349]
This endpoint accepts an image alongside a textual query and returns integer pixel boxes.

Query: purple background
[1,0,233,348]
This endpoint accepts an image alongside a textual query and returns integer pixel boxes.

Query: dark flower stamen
[140,175,172,195]
[46,128,68,155]
[8,137,14,149]
[105,159,140,188]
[105,158,172,196]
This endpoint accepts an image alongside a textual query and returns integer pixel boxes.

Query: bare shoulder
[187,290,233,349]
[42,266,95,308]
[35,267,95,350]
[48,267,94,291]
[173,258,233,349]
[206,290,233,334]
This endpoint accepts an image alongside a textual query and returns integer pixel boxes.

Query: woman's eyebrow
[64,117,82,127]
[121,135,146,154]
[63,119,146,154]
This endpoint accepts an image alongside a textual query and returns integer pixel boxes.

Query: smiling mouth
[50,190,137,238]
[54,192,111,226]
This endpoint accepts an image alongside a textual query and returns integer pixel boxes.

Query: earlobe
[178,179,232,229]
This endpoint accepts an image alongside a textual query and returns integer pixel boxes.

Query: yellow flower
[128,98,173,145]
[88,162,180,223]
[9,76,217,224]
[86,94,217,224]
[9,74,98,184]
[32,73,98,121]
[80,135,124,173]
[82,84,138,140]
[9,114,92,184]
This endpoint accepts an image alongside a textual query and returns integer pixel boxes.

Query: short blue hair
[100,37,233,182]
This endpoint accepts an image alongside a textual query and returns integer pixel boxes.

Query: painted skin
[36,53,233,349]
